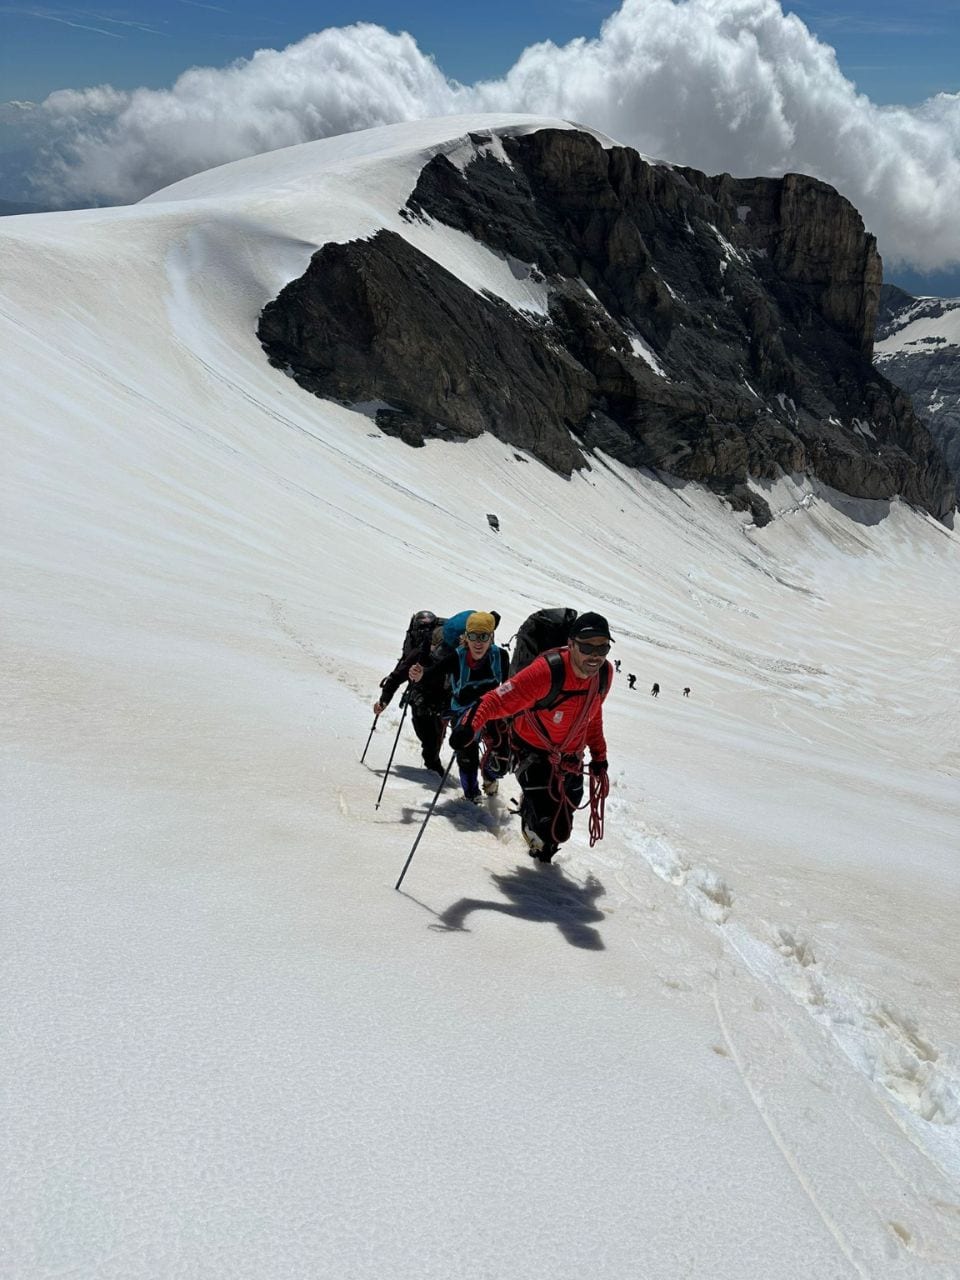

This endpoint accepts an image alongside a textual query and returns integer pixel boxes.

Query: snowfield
[4,117,960,1279]
[874,297,960,359]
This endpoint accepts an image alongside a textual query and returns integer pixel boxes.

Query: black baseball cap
[569,612,613,642]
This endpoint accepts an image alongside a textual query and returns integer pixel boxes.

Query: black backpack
[509,607,610,710]
[508,608,578,677]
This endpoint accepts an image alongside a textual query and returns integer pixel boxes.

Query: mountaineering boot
[481,759,501,796]
[521,820,556,863]
[424,755,444,777]
[459,767,481,804]
[521,820,544,853]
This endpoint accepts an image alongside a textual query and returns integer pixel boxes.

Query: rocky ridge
[259,127,955,525]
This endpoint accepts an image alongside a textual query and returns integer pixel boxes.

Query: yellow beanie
[465,611,496,635]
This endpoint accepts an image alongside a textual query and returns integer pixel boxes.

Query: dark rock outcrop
[259,127,956,524]
[256,228,590,472]
[875,284,960,487]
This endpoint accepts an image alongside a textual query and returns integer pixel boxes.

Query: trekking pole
[374,693,410,809]
[394,752,456,891]
[360,712,380,765]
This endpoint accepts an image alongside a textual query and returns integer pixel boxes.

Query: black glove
[588,758,608,776]
[448,710,478,750]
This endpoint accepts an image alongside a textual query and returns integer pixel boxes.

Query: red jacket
[470,648,609,760]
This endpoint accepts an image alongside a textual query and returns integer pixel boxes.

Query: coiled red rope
[588,766,609,846]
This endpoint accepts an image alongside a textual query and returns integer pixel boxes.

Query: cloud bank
[12,0,960,271]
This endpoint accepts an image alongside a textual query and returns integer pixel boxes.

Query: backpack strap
[531,650,567,711]
[523,652,611,748]
[450,648,471,706]
[532,648,610,710]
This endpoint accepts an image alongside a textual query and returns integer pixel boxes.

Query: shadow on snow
[433,865,607,950]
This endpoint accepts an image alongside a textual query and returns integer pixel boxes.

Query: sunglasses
[573,638,611,656]
[466,631,493,642]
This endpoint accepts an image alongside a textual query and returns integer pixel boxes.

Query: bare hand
[373,701,385,715]
[408,663,424,683]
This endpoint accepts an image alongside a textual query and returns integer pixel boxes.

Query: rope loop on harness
[588,766,609,846]
[541,751,583,846]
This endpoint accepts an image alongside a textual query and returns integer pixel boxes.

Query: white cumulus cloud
[29,25,464,206]
[14,0,960,272]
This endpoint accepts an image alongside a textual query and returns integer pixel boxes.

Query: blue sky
[2,0,957,107]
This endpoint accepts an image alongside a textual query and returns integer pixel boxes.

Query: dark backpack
[508,608,578,676]
[510,607,609,711]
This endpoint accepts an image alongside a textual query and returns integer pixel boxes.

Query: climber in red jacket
[450,612,613,862]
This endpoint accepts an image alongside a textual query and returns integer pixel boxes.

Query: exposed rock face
[256,228,591,473]
[259,127,955,524]
[875,284,960,486]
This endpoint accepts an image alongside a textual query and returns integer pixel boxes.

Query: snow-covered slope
[4,117,960,1279]
[875,284,960,482]
[876,292,960,354]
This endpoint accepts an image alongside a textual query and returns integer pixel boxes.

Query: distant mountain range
[875,284,960,487]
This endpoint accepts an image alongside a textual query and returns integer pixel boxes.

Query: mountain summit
[259,123,955,525]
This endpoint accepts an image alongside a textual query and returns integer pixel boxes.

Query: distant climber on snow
[650,682,660,697]
[627,673,637,690]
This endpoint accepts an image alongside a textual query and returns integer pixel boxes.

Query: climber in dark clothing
[410,611,510,802]
[374,610,445,775]
[627,673,637,689]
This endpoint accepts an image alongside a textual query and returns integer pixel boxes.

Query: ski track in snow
[609,795,960,1142]
[587,786,960,1268]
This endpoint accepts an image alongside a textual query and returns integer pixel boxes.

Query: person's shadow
[433,865,607,950]
[391,763,447,786]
